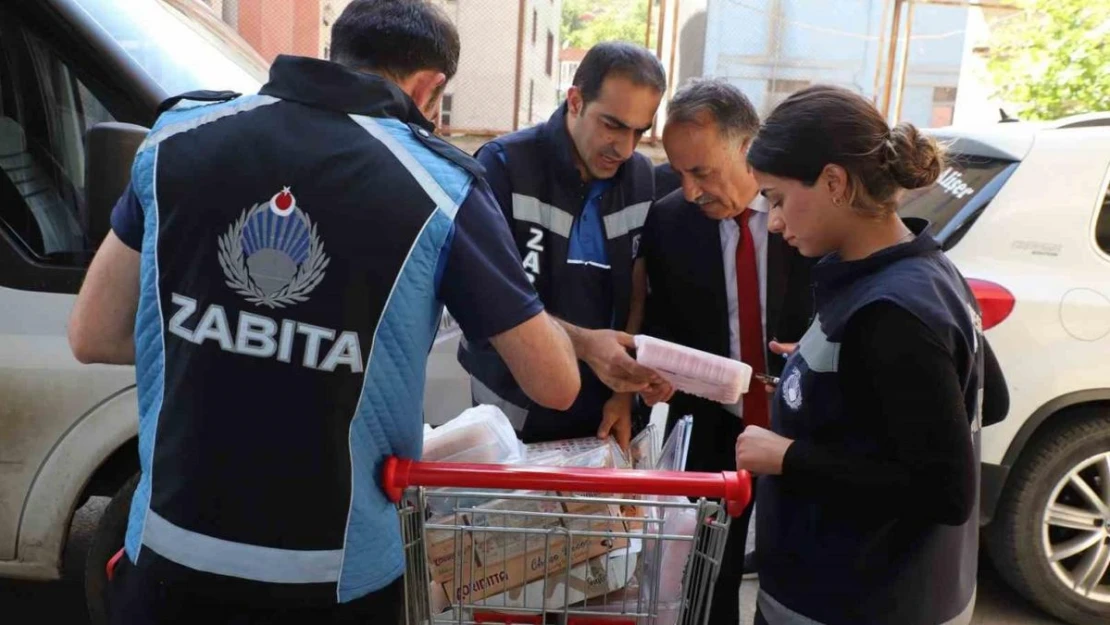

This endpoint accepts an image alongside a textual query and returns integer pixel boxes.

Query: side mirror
[84,122,148,247]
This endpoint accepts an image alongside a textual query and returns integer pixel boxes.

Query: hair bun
[888,122,944,190]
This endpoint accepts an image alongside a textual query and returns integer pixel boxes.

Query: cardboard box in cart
[525,436,650,532]
[426,517,476,584]
[428,496,631,605]
[434,539,643,614]
[486,539,641,611]
[437,539,642,611]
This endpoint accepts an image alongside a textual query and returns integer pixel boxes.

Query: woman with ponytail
[735,85,983,625]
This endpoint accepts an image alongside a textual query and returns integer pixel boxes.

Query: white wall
[953,7,1018,127]
[323,0,532,133]
[445,0,524,132]
[518,0,563,128]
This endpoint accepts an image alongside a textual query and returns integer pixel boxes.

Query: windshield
[898,153,1019,249]
[73,0,268,97]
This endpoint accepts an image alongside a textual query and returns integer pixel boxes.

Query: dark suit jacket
[654,162,682,198]
[640,189,816,471]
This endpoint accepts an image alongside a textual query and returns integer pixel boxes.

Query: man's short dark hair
[330,0,460,81]
[666,78,759,144]
[571,42,667,104]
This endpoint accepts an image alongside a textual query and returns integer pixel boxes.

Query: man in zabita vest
[67,2,580,623]
[458,41,674,448]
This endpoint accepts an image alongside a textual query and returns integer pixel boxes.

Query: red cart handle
[382,457,752,518]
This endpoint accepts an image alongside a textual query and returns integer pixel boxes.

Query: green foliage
[985,1,1110,120]
[562,0,650,49]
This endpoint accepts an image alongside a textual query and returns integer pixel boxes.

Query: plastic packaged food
[628,422,658,470]
[423,405,525,464]
[634,335,752,404]
[656,415,693,473]
[524,436,629,469]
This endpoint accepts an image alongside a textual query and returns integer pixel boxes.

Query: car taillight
[968,278,1015,330]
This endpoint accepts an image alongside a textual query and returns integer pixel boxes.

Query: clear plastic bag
[628,422,658,470]
[423,404,525,464]
[524,435,629,469]
[422,405,526,516]
[655,415,693,473]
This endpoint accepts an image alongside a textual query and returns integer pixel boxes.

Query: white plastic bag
[422,405,525,464]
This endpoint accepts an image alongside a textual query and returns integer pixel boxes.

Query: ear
[737,137,753,167]
[566,86,585,117]
[820,163,850,204]
[405,70,448,120]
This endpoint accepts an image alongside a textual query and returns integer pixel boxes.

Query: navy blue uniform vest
[758,220,983,625]
[457,104,655,441]
[123,57,484,603]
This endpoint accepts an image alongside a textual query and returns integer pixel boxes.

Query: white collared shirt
[718,195,769,416]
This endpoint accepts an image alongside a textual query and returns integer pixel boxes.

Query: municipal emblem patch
[782,367,803,412]
[217,187,329,309]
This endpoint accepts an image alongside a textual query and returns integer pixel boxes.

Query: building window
[546,32,554,76]
[765,79,809,113]
[931,86,958,127]
[440,94,453,129]
[770,79,809,96]
[532,9,538,45]
[561,61,579,87]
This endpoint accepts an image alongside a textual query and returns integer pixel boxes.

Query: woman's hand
[768,340,797,357]
[763,341,798,392]
[735,425,794,475]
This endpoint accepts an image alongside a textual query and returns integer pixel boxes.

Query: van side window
[0,23,114,264]
[1097,177,1110,256]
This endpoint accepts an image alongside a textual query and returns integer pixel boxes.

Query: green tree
[985,0,1110,120]
[562,0,650,49]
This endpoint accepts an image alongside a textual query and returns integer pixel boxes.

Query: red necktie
[735,210,769,429]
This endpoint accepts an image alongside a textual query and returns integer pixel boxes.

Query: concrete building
[201,0,562,134]
[701,0,970,128]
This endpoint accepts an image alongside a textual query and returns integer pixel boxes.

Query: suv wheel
[987,411,1110,625]
[85,472,138,625]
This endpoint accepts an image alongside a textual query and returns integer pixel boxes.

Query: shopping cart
[382,457,752,625]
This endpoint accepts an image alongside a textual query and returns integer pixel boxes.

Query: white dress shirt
[719,195,769,417]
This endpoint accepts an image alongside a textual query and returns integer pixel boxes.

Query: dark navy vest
[457,103,655,441]
[124,56,480,603]
[757,219,983,625]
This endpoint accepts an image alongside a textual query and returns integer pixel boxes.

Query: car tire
[85,472,138,625]
[986,410,1110,625]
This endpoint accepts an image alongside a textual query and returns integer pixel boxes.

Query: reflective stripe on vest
[143,510,343,584]
[603,201,650,239]
[512,194,574,238]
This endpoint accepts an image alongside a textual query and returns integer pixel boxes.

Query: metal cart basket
[382,457,752,625]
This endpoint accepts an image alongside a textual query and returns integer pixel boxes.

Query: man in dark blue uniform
[67,2,580,623]
[458,42,673,448]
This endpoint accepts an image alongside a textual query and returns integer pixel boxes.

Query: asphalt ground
[0,495,1067,625]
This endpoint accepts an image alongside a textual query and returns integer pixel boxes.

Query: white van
[0,0,468,621]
